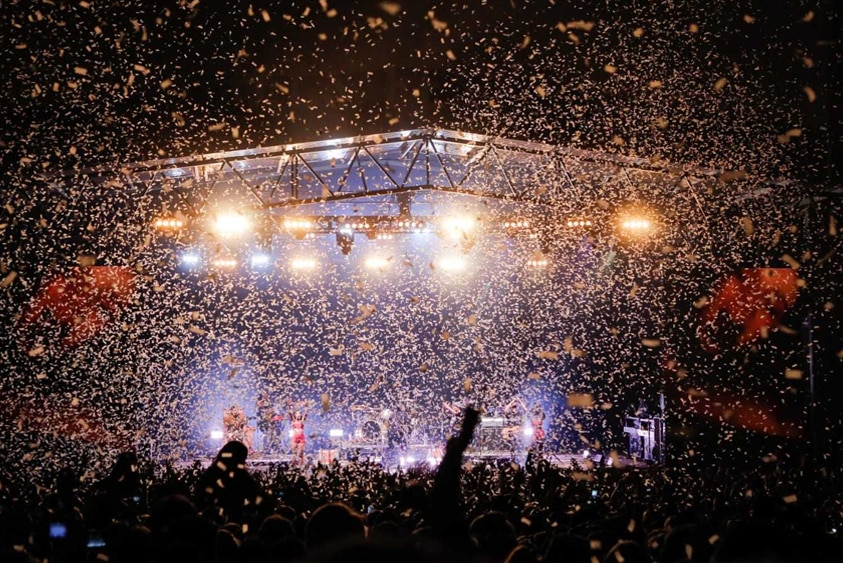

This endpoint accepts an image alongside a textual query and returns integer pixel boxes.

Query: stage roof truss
[43,129,797,219]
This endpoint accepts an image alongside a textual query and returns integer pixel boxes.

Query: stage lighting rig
[211,256,238,269]
[213,211,250,239]
[336,225,355,255]
[153,216,185,231]
[527,252,549,269]
[283,217,315,239]
[566,219,592,228]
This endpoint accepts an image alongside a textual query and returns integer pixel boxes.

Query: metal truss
[42,128,796,219]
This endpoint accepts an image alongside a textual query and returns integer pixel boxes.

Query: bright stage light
[181,253,201,266]
[214,212,250,238]
[211,257,238,269]
[284,217,314,239]
[566,219,592,228]
[365,256,390,270]
[154,217,185,230]
[523,427,534,437]
[250,254,271,267]
[290,257,317,270]
[503,219,530,229]
[210,430,224,440]
[582,449,591,459]
[437,255,466,272]
[441,216,477,239]
[406,456,416,464]
[620,217,652,232]
[329,428,344,438]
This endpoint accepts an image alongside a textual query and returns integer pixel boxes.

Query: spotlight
[582,449,591,459]
[406,456,416,464]
[181,253,201,266]
[523,427,534,437]
[154,216,185,231]
[290,257,317,270]
[437,255,466,272]
[365,256,390,270]
[250,254,271,267]
[213,212,250,238]
[336,226,354,255]
[210,430,224,440]
[441,216,477,239]
[329,428,344,438]
[566,219,592,228]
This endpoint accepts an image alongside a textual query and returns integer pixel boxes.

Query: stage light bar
[365,256,390,270]
[621,217,651,231]
[329,428,344,438]
[527,258,549,268]
[181,253,201,266]
[283,217,314,239]
[154,217,185,230]
[503,219,530,229]
[211,257,238,269]
[214,212,250,238]
[290,257,317,270]
[566,219,592,228]
[250,254,271,267]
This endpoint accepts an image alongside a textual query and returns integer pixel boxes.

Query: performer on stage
[223,405,247,444]
[256,391,277,455]
[287,400,308,467]
[529,403,546,454]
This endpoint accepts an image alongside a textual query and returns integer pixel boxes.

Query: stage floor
[176,450,649,470]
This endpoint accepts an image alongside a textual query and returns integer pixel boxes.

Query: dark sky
[1,0,840,185]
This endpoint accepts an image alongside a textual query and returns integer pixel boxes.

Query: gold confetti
[633,27,644,37]
[642,338,661,348]
[803,86,816,103]
[739,216,754,236]
[648,80,663,89]
[463,378,472,393]
[689,23,699,33]
[1,271,17,288]
[784,369,803,380]
[743,14,755,24]
[603,64,617,74]
[379,2,402,16]
[74,66,88,76]
[567,393,594,408]
[321,393,330,412]
[802,11,814,22]
[781,254,801,270]
[537,350,559,360]
[713,77,728,91]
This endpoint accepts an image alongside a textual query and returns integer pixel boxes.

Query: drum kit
[348,404,434,447]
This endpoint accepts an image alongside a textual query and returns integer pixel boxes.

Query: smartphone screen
[49,523,67,539]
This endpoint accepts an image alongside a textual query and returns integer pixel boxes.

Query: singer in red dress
[288,404,308,467]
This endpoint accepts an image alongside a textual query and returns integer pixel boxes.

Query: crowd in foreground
[0,409,840,563]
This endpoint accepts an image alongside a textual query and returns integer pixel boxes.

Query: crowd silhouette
[0,409,839,562]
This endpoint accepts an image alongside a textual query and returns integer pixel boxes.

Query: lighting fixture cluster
[283,218,314,230]
[527,258,549,268]
[211,257,238,269]
[566,219,592,228]
[621,218,651,230]
[502,219,531,229]
[154,217,185,230]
